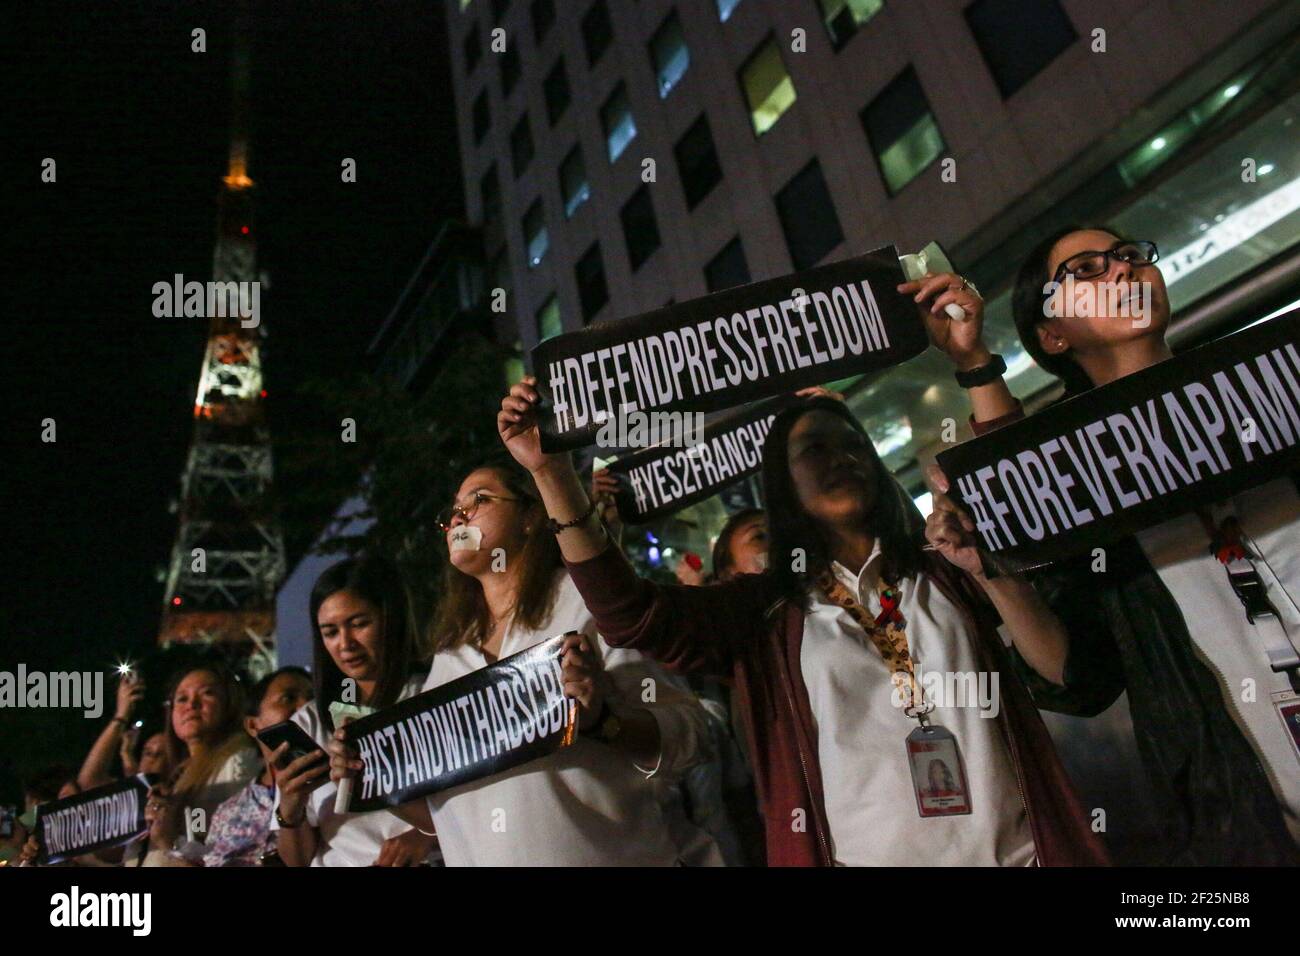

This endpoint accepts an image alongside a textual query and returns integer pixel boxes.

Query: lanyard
[815,571,933,725]
[1196,507,1300,688]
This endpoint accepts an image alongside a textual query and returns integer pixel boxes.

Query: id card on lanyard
[818,572,973,818]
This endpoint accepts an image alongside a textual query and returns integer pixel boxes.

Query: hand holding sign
[374,828,438,867]
[144,782,181,851]
[560,632,610,731]
[499,375,552,476]
[923,463,988,580]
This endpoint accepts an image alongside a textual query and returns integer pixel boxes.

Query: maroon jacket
[565,541,1110,866]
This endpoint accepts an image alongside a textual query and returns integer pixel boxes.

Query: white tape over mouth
[449,526,483,551]
[753,552,769,572]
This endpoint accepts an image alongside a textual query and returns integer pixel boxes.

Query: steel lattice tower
[159,19,285,672]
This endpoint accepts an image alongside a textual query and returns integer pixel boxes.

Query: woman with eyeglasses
[494,380,1108,866]
[328,457,712,865]
[926,226,1300,864]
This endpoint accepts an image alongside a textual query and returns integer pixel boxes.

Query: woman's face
[1040,229,1170,358]
[786,410,878,536]
[139,733,169,776]
[171,670,227,745]
[445,467,530,576]
[725,515,770,579]
[317,591,384,684]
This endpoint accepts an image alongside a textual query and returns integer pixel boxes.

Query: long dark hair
[162,661,249,798]
[428,455,563,652]
[1011,224,1121,398]
[762,396,925,608]
[309,554,426,733]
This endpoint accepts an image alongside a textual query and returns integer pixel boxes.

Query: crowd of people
[5,227,1298,866]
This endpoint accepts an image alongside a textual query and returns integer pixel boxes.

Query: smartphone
[256,721,327,767]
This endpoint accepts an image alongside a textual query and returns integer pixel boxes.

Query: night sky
[7,0,458,781]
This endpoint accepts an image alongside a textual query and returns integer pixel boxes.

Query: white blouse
[800,540,1036,866]
[423,571,711,866]
[270,676,430,867]
[1137,476,1300,844]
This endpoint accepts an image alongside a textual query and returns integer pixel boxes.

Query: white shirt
[270,676,427,867]
[800,541,1036,866]
[423,571,710,866]
[1137,477,1300,843]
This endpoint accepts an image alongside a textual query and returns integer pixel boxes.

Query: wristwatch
[588,701,623,743]
[275,805,306,829]
[954,353,1006,389]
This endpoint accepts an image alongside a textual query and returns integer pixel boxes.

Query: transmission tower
[159,17,285,675]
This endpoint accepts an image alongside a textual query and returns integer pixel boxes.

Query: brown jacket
[565,541,1110,866]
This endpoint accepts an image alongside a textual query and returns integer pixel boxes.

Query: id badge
[906,723,972,817]
[1274,690,1300,762]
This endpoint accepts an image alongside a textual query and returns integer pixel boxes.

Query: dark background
[5,0,459,788]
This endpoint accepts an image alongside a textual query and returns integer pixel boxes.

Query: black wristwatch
[275,806,306,829]
[954,353,1006,389]
[588,701,623,743]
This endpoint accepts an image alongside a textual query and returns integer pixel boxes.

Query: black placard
[937,311,1300,571]
[531,246,927,451]
[343,635,577,812]
[606,395,796,523]
[36,775,153,865]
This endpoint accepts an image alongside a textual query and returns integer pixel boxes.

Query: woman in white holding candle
[330,456,712,865]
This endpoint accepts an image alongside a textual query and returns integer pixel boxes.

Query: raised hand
[898,273,989,371]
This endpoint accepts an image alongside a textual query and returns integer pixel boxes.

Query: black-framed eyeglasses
[436,492,523,532]
[1050,239,1158,287]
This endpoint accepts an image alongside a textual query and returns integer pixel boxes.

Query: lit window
[775,160,844,270]
[582,0,614,66]
[717,0,742,22]
[861,67,945,194]
[536,295,562,341]
[674,114,723,209]
[740,35,796,136]
[966,0,1077,98]
[560,146,591,219]
[524,200,548,267]
[575,243,609,322]
[621,186,661,271]
[601,83,637,162]
[650,11,690,98]
[705,237,750,291]
[544,58,571,125]
[819,0,883,51]
[511,114,534,177]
